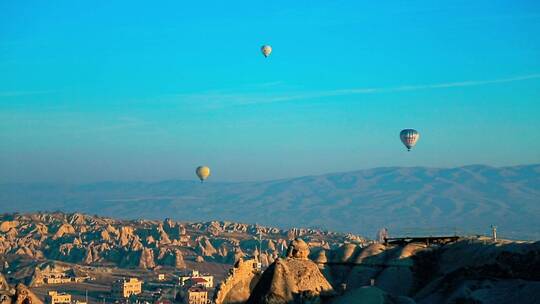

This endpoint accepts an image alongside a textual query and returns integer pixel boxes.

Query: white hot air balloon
[261,45,272,58]
[400,129,420,151]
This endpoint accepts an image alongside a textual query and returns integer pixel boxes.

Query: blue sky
[1,0,540,182]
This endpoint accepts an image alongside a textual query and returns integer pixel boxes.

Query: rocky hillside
[2,212,539,304]
[1,165,539,240]
[0,272,43,304]
[0,212,364,284]
[216,237,540,304]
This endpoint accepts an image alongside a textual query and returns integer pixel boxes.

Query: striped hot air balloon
[400,129,420,151]
[261,45,272,58]
[195,166,211,183]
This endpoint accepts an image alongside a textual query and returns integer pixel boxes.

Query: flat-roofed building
[180,286,207,304]
[38,270,87,286]
[111,278,142,298]
[45,291,71,304]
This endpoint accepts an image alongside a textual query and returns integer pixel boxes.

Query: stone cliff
[215,238,334,304]
[214,259,262,304]
[0,274,43,304]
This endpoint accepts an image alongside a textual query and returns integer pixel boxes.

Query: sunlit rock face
[214,238,334,304]
[286,238,310,260]
[246,238,334,304]
[0,275,43,304]
[214,259,262,304]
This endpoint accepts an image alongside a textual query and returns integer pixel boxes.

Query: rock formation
[246,238,334,303]
[265,239,276,252]
[215,238,335,303]
[0,274,9,291]
[285,238,310,260]
[174,249,186,269]
[0,275,43,304]
[52,223,76,240]
[13,283,43,304]
[214,259,262,304]
[2,212,540,304]
[0,221,18,233]
[138,247,156,269]
[197,237,217,257]
[1,212,357,274]
[156,224,171,245]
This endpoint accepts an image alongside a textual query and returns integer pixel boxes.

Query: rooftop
[188,286,207,292]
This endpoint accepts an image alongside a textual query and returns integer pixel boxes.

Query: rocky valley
[1,212,539,303]
[0,212,362,303]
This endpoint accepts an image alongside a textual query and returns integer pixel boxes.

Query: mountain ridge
[1,164,539,240]
[4,163,537,186]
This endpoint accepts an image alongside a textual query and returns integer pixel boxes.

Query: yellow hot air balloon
[261,45,272,58]
[196,166,211,183]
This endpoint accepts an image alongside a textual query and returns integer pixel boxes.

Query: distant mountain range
[1,164,539,240]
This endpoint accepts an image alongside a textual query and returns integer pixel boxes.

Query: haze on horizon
[1,1,540,183]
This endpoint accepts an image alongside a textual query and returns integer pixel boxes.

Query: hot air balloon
[196,166,211,183]
[261,45,272,58]
[400,129,420,151]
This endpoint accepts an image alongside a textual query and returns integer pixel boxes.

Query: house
[180,286,208,304]
[179,270,213,288]
[40,270,87,285]
[45,291,71,304]
[111,278,142,298]
[184,277,211,288]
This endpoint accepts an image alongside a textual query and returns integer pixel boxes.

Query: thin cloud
[173,73,540,108]
[334,74,540,95]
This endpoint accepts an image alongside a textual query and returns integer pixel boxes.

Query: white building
[179,270,213,288]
